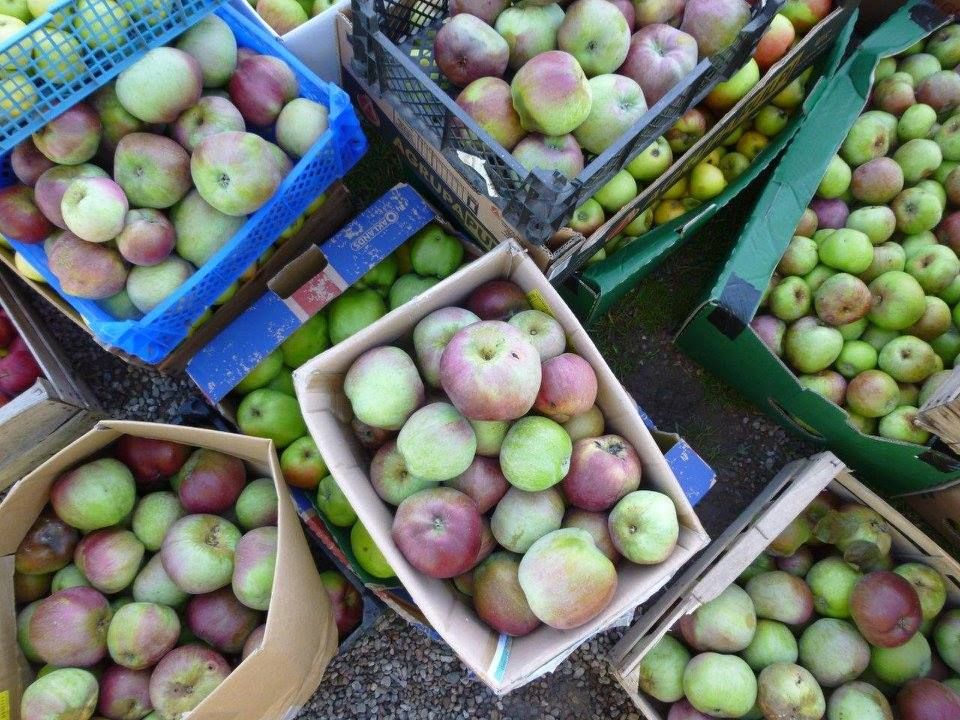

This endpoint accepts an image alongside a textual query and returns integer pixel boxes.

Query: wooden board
[918,367,960,454]
[607,451,960,720]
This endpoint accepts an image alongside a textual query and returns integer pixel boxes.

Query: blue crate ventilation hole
[2,3,367,364]
[0,0,231,155]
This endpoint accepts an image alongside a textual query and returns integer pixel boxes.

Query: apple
[841,113,892,167]
[490,485,564,553]
[870,631,932,686]
[680,0,751,57]
[21,669,99,720]
[827,681,893,720]
[397,402,477,482]
[32,103,101,165]
[126,256,194,314]
[512,133,584,179]
[784,316,843,373]
[561,434,640,511]
[186,587,261,653]
[746,570,814,625]
[706,59,760,113]
[116,209,176,267]
[60,176,128,243]
[798,618,870,687]
[934,609,960,673]
[667,108,709,154]
[29,587,111,667]
[638,634,690,703]
[874,72,916,117]
[319,570,363,640]
[15,510,78,575]
[466,280,530,319]
[754,13,795,70]
[574,73,646,155]
[0,185,53,244]
[191,131,288,216]
[742,619,799,672]
[392,487,482,578]
[814,273,871,327]
[174,13,237,88]
[445,456,508,513]
[810,198,850,230]
[680,583,757,652]
[11,139,54,186]
[106,601,180,670]
[895,563,947,623]
[75,528,144,595]
[51,564,89,593]
[851,571,923,648]
[469,419,511,456]
[97,665,152,720]
[275,97,329,159]
[511,51,592,135]
[607,489,678,564]
[628,136,674,182]
[757,663,825,720]
[13,571,50,604]
[499,416,572,491]
[114,133,191,209]
[148,645,230,720]
[836,340,878,378]
[170,189,245,267]
[172,96,245,152]
[682,653,758,718]
[132,554,188,608]
[897,678,960,720]
[868,271,927,330]
[116,47,203,123]
[557,0,630,77]
[160,513,241,594]
[852,157,904,204]
[494,3,565,71]
[50,457,136,531]
[232,526,277,611]
[434,13,508,87]
[456,77,526,151]
[878,336,937,384]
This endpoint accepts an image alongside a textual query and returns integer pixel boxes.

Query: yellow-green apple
[237,388,307,448]
[276,98,329,158]
[870,628,932,686]
[638,635,691,703]
[846,206,896,245]
[818,229,874,274]
[126,256,194,313]
[47,232,128,299]
[784,317,843,373]
[494,3,564,71]
[827,681,893,720]
[171,190,244,267]
[370,440,434,506]
[473,551,540,636]
[28,587,111,666]
[231,526,277,608]
[608,489,678,563]
[279,311,329,368]
[562,508,618,561]
[397,402,476,481]
[21,669,99,720]
[187,587,261,653]
[409,225,463,278]
[558,0,630,77]
[568,199,605,235]
[413,307,480,387]
[73,0,129,49]
[534,352,598,422]
[778,237,818,276]
[131,492,183,553]
[751,315,786,356]
[116,47,203,123]
[90,84,144,154]
[469,419,510,456]
[32,103,101,165]
[15,510,78,575]
[114,132,191,209]
[577,75,645,156]
[278,435,325,491]
[706,59,760,113]
[817,154,852,199]
[899,103,937,143]
[620,24,698,105]
[508,309,565,361]
[316,475,356,525]
[500,416,571,490]
[234,350,283,394]
[160,513,240,594]
[741,619,799,671]
[440,320,541,420]
[798,370,847,404]
[74,528,144,595]
[841,113,892,167]
[511,51,592,135]
[456,77,527,151]
[937,116,960,161]
[878,335,937,384]
[465,280,530,320]
[434,13,508,87]
[666,108,708,153]
[873,72,916,117]
[191,131,289,216]
[835,339,878,378]
[491,485,563,552]
[746,570,814,625]
[517,527,617,629]
[60,176,128,243]
[51,457,135,531]
[594,169,638,212]
[769,277,812,322]
[894,139,942,185]
[172,96,245,152]
[905,245,960,294]
[106,601,179,670]
[851,571,923,647]
[31,29,85,84]
[801,619,871,687]
[34,163,107,228]
[512,133,584,179]
[256,0,307,32]
[934,609,960,673]
[0,0,28,20]
[174,448,246,514]
[148,645,231,720]
[627,136,673,181]
[0,71,36,120]
[633,0,683,25]
[755,104,790,137]
[680,0,750,57]
[392,486,482,578]
[345,346,425,430]
[562,434,639,511]
[116,209,175,267]
[174,14,238,88]
[689,161,727,201]
[782,0,831,32]
[754,13,795,70]
[895,563,947,623]
[387,275,438,310]
[0,184,52,243]
[351,520,393,578]
[11,140,54,187]
[685,656,757,720]
[868,270,927,330]
[757,663,825,720]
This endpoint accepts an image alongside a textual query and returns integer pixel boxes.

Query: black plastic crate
[350,0,782,246]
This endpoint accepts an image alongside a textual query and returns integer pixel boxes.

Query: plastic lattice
[2,3,367,364]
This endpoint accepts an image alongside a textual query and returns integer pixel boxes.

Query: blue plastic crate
[2,3,367,364]
[0,0,233,155]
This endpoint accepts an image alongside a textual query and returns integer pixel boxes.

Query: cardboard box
[0,183,354,374]
[0,268,100,491]
[560,6,857,324]
[293,241,710,693]
[188,183,479,404]
[918,368,960,453]
[607,451,960,719]
[230,0,350,83]
[337,4,856,283]
[0,420,338,720]
[676,0,960,496]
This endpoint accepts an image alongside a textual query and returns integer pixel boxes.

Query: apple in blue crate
[73,0,130,50]
[61,177,128,244]
[48,233,129,300]
[116,209,175,267]
[11,140,54,188]
[276,98,329,159]
[174,15,238,89]
[33,103,101,166]
[126,256,194,314]
[172,97,245,153]
[116,47,203,123]
[0,185,52,244]
[237,388,308,448]
[114,133,192,210]
[172,190,246,268]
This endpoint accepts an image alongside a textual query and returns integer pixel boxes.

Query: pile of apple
[12,435,361,720]
[437,0,756,179]
[247,0,333,35]
[752,23,960,444]
[0,13,331,329]
[324,278,682,634]
[563,1,830,258]
[230,223,467,491]
[0,307,42,406]
[635,492,960,720]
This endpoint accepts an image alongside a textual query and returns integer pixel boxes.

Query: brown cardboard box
[0,183,354,374]
[293,241,710,693]
[607,451,960,719]
[0,420,338,720]
[0,267,100,491]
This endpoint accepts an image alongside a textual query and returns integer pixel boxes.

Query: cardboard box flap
[295,241,709,693]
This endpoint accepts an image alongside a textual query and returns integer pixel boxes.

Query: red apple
[116,435,191,490]
[466,280,531,320]
[98,665,152,720]
[753,13,795,71]
[896,678,960,720]
[534,353,598,422]
[851,571,923,648]
[444,456,509,513]
[0,349,41,395]
[11,140,55,187]
[173,448,247,514]
[186,588,262,654]
[29,587,111,667]
[319,570,363,640]
[0,185,53,243]
[562,434,641,511]
[392,487,482,578]
[0,310,14,347]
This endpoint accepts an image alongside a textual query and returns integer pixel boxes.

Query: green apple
[868,271,927,330]
[280,435,328,489]
[784,317,844,374]
[237,388,307,449]
[898,104,937,142]
[819,229,874,274]
[754,105,790,137]
[858,241,905,284]
[770,277,812,322]
[350,520,393,578]
[892,188,943,235]
[804,265,837,292]
[861,325,899,352]
[234,349,283,395]
[901,231,938,259]
[835,340,878,378]
[280,312,329,369]
[893,138,942,184]
[778,237,819,276]
[388,274,439,310]
[720,151,751,182]
[838,317,868,340]
[328,288,387,344]
[905,245,960,295]
[267,367,295,396]
[916,180,947,211]
[1,0,31,20]
[316,475,357,527]
[593,170,637,213]
[878,335,938,383]
[845,206,895,245]
[689,162,727,201]
[932,327,960,365]
[356,254,398,296]
[624,208,653,236]
[410,225,464,279]
[626,136,672,182]
[817,155,852,199]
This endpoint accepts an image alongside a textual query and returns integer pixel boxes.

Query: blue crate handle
[2,3,367,364]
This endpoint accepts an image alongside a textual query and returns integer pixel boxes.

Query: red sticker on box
[285,266,349,321]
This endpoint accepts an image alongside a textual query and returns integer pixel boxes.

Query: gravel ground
[17,143,817,719]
